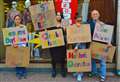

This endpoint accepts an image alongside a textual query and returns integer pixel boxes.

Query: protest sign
[2,27,28,45]
[29,29,65,49]
[39,29,65,49]
[29,0,57,31]
[67,24,91,44]
[67,49,91,72]
[91,42,116,62]
[6,46,30,67]
[93,23,114,43]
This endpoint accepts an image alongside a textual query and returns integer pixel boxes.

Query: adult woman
[48,12,67,78]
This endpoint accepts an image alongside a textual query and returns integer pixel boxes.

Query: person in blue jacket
[88,10,107,82]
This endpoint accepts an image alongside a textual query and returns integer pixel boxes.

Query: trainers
[73,73,78,77]
[88,73,98,77]
[77,74,82,82]
[51,69,56,78]
[100,76,105,82]
[61,70,67,77]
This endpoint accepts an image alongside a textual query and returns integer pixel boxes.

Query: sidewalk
[0,72,120,82]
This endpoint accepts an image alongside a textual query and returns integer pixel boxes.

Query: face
[91,10,100,21]
[14,16,21,26]
[75,17,82,27]
[56,13,61,22]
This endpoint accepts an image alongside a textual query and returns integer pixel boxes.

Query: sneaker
[73,73,78,77]
[88,73,98,77]
[16,74,22,80]
[61,70,67,77]
[77,74,82,82]
[51,69,56,78]
[100,76,105,82]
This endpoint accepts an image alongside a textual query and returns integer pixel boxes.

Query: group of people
[11,9,110,82]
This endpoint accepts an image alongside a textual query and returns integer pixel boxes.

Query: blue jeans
[16,67,27,77]
[92,59,106,79]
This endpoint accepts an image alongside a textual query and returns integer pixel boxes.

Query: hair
[14,15,23,24]
[56,12,64,22]
[74,13,82,20]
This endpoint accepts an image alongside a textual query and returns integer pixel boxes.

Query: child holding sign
[72,16,88,82]
[13,15,28,79]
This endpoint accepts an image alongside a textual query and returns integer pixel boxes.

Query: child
[72,16,88,82]
[13,15,28,79]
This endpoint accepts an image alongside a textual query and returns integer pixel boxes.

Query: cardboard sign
[91,42,116,62]
[6,46,30,67]
[93,23,114,43]
[67,24,91,44]
[2,27,28,45]
[29,0,57,31]
[67,49,91,72]
[39,29,65,49]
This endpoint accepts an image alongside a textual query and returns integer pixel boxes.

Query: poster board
[67,49,91,72]
[6,46,30,67]
[39,29,65,49]
[29,0,57,31]
[91,42,116,62]
[93,23,114,43]
[67,24,91,44]
[2,27,28,45]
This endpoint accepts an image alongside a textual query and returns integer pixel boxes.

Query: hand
[74,48,78,52]
[101,52,107,60]
[107,43,112,48]
[12,44,18,48]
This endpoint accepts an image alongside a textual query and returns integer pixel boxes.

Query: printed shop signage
[62,0,72,27]
[29,0,57,31]
[93,23,114,43]
[67,24,91,44]
[29,29,65,49]
[67,49,91,72]
[2,27,28,45]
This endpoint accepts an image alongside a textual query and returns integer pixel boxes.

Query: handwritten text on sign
[29,0,57,31]
[67,49,91,72]
[2,27,28,45]
[91,42,116,62]
[39,29,65,49]
[67,24,91,44]
[93,23,114,43]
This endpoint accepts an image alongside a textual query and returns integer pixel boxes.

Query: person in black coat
[47,12,67,78]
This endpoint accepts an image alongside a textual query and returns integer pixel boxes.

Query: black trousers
[50,46,66,71]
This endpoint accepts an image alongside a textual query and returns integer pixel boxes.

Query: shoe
[88,73,98,77]
[77,74,82,82]
[61,70,67,77]
[73,73,78,77]
[16,74,22,80]
[51,69,56,78]
[100,76,105,82]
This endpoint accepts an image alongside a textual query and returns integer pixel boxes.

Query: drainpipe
[81,0,90,22]
[116,0,120,75]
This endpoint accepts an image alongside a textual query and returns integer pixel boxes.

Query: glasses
[76,19,82,22]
